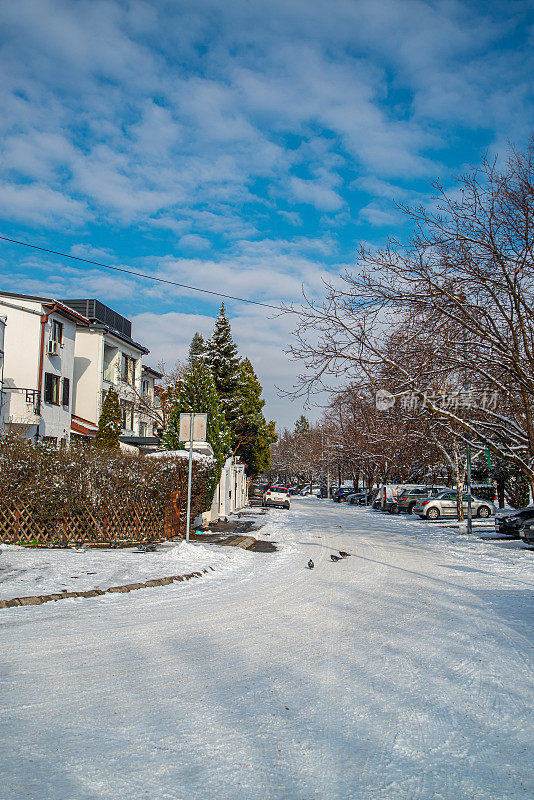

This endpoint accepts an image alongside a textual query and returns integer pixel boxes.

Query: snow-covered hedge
[0,435,215,529]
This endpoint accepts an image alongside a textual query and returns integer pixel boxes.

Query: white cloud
[359,203,403,227]
[289,177,344,211]
[0,181,86,225]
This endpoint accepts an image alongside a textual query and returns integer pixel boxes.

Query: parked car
[263,486,291,509]
[347,491,372,505]
[333,487,356,503]
[301,484,322,496]
[250,483,270,499]
[495,506,534,538]
[413,490,495,520]
[396,486,449,514]
[519,519,534,545]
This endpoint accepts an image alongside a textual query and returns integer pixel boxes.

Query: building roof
[0,291,90,326]
[61,298,149,355]
[142,364,163,379]
[86,323,149,355]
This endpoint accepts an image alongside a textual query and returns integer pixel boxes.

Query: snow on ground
[0,498,533,800]
[0,540,248,599]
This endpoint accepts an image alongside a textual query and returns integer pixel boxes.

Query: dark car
[333,487,356,503]
[250,483,269,498]
[519,519,534,545]
[347,492,372,505]
[496,506,534,538]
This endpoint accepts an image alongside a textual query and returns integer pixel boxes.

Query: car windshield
[270,487,287,492]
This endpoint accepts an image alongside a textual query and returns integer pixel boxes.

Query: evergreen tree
[188,332,205,365]
[162,360,232,478]
[232,358,277,476]
[205,304,242,427]
[294,415,310,436]
[94,388,122,449]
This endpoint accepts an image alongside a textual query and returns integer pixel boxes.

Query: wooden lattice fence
[0,494,181,546]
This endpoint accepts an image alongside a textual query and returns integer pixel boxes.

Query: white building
[0,292,161,446]
[61,298,151,442]
[0,292,89,443]
[139,364,163,443]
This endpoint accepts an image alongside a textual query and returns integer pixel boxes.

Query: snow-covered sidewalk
[1,498,532,800]
[0,539,248,600]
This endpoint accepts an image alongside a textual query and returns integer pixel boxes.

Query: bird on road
[339,551,350,558]
[307,559,314,569]
[330,554,342,562]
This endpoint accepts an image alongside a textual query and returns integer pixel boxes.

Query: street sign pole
[185,413,194,543]
[178,411,207,543]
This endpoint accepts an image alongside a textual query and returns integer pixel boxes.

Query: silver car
[414,490,495,520]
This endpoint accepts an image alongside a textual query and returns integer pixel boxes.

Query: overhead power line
[0,234,282,311]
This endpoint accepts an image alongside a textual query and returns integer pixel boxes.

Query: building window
[44,373,61,405]
[121,401,134,431]
[140,422,147,437]
[62,377,70,407]
[51,320,63,345]
[121,354,135,386]
[141,379,149,395]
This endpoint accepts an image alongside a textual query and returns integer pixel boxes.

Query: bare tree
[285,142,534,492]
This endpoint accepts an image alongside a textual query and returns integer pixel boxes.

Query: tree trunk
[453,441,465,521]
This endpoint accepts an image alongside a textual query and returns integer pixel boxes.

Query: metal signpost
[179,412,207,543]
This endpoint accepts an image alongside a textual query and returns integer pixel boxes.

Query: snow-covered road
[1,498,533,800]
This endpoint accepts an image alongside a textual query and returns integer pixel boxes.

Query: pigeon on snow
[339,551,350,558]
[330,554,342,562]
[307,559,314,569]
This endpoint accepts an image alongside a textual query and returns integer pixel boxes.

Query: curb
[0,567,216,610]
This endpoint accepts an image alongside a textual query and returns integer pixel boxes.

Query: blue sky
[0,0,532,428]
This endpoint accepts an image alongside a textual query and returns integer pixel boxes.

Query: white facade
[139,365,163,439]
[208,457,247,521]
[0,293,87,443]
[72,326,145,438]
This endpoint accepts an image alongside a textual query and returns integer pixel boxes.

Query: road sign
[179,412,208,543]
[179,412,207,442]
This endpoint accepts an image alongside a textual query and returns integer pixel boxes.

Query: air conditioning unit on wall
[47,340,60,355]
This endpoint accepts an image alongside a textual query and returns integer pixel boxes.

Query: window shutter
[44,372,53,404]
[62,377,70,407]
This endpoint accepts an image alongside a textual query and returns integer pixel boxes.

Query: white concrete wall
[205,457,247,522]
[72,328,103,424]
